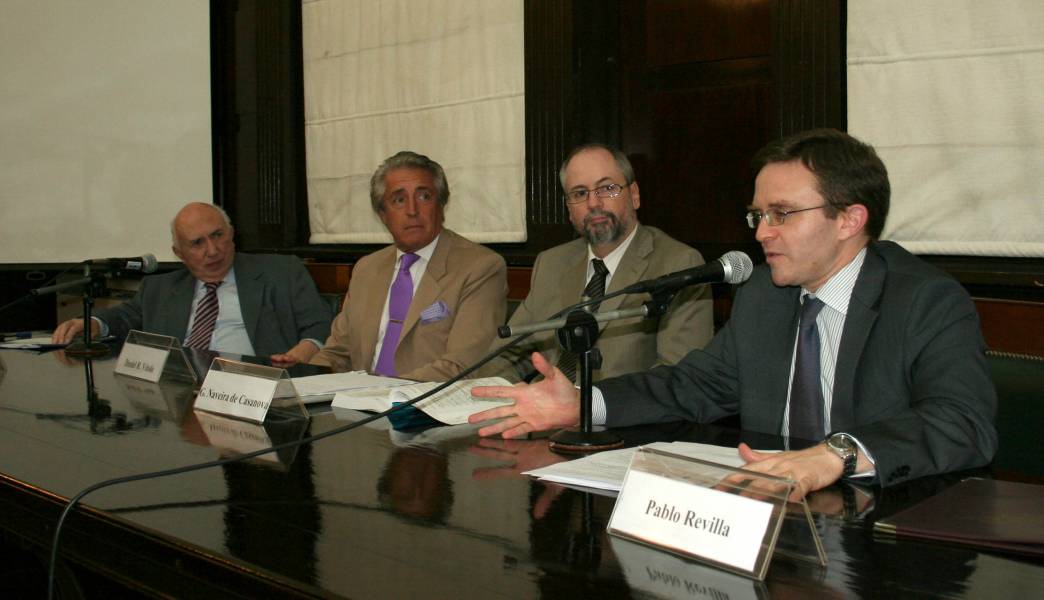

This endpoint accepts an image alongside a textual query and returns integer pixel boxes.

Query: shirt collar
[802,247,867,315]
[396,233,440,266]
[587,224,639,277]
[195,266,236,293]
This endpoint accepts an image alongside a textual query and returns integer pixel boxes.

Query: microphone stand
[31,266,111,357]
[546,289,678,454]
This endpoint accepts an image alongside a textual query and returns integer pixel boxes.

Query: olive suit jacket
[311,229,507,381]
[94,253,332,356]
[598,241,998,486]
[480,225,713,383]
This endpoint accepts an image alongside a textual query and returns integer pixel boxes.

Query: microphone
[87,254,159,274]
[619,251,753,295]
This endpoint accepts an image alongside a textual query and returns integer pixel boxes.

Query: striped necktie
[185,282,221,349]
[557,258,610,382]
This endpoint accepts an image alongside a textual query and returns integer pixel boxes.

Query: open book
[331,377,514,425]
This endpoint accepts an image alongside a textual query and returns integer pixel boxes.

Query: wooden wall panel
[976,299,1044,357]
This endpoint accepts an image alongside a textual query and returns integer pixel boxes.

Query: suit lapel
[359,247,398,368]
[234,256,264,347]
[400,232,450,341]
[563,244,589,311]
[831,246,884,431]
[600,225,653,317]
[762,286,802,433]
[166,272,196,341]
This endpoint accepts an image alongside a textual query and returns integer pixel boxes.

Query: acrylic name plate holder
[192,357,309,425]
[607,447,826,581]
[114,330,199,384]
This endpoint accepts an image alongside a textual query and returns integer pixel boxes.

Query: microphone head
[140,253,158,273]
[719,251,753,284]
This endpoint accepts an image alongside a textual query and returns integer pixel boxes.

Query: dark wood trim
[976,298,1044,356]
[772,0,846,135]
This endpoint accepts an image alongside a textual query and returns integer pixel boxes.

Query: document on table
[332,377,514,425]
[288,371,413,404]
[523,441,760,493]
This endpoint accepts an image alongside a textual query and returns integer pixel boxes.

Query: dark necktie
[185,282,221,349]
[558,258,610,382]
[374,252,421,376]
[789,296,826,441]
[584,258,610,311]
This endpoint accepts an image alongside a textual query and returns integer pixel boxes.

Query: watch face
[829,434,855,452]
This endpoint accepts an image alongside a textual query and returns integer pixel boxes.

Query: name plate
[609,469,773,574]
[194,369,277,424]
[114,342,170,383]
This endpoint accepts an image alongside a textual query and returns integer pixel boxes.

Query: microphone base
[64,341,111,358]
[548,427,624,454]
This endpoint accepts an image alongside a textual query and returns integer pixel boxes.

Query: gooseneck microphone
[618,250,753,295]
[497,251,754,339]
[87,254,159,273]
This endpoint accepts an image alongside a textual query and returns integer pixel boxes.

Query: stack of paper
[523,442,754,493]
[289,371,413,404]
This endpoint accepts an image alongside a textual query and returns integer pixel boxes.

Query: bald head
[170,202,236,283]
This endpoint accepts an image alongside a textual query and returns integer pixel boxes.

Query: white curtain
[847,0,1044,257]
[302,0,526,244]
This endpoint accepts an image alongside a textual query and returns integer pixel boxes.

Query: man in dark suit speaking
[52,202,331,362]
[469,129,997,497]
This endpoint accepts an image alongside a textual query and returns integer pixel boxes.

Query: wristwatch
[826,432,858,478]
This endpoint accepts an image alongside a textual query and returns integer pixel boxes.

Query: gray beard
[580,209,622,246]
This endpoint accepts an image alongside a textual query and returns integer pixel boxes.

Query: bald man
[52,202,331,362]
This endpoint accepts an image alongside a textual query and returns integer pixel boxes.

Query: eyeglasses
[745,205,827,229]
[564,182,628,204]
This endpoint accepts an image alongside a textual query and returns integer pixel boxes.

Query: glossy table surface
[0,349,1042,599]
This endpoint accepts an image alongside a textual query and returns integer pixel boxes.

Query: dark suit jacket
[479,225,713,382]
[311,229,507,381]
[95,253,332,356]
[598,241,998,486]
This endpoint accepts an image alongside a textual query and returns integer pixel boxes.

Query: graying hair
[369,151,450,213]
[558,143,635,189]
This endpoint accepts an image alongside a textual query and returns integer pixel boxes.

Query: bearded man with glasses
[478,142,713,384]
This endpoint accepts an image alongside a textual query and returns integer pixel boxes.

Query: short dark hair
[370,151,450,213]
[558,143,636,189]
[752,129,890,239]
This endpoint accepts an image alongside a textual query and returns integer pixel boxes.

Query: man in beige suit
[480,143,713,383]
[308,151,507,381]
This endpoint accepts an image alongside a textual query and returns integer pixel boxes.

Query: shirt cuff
[304,338,324,350]
[845,433,877,479]
[592,386,607,426]
[91,316,109,338]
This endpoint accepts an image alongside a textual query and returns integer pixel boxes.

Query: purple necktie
[185,282,221,349]
[374,253,421,376]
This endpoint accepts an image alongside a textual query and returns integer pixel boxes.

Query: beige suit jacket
[480,225,713,382]
[311,229,507,381]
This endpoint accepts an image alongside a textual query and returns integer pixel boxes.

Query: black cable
[46,291,619,599]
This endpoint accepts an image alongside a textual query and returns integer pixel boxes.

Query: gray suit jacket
[95,253,332,357]
[480,225,713,382]
[598,241,998,486]
[311,229,507,381]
